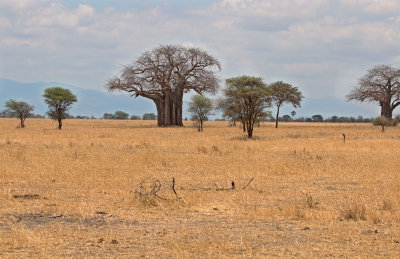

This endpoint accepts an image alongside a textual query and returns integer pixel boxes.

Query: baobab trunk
[380,101,393,120]
[153,92,184,126]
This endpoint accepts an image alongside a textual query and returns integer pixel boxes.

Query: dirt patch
[3,213,140,230]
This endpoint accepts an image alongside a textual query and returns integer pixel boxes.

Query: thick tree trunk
[153,91,184,127]
[174,94,183,126]
[58,119,62,130]
[380,100,393,120]
[163,91,171,126]
[155,100,163,126]
[20,118,25,128]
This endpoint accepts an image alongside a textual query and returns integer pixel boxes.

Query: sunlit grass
[0,118,399,257]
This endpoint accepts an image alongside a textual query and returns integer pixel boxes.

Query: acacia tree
[43,87,77,130]
[347,64,400,120]
[188,95,213,132]
[107,44,221,127]
[4,99,34,128]
[219,76,270,138]
[268,81,303,128]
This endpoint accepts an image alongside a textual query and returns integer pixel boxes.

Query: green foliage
[188,95,214,131]
[372,116,392,126]
[114,111,129,120]
[43,87,77,129]
[268,81,303,128]
[373,116,393,132]
[219,76,270,138]
[394,114,400,125]
[130,115,141,120]
[281,115,292,122]
[4,99,35,128]
[312,114,324,122]
[142,113,157,120]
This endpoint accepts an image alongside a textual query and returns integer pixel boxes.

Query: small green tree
[114,111,129,120]
[43,87,77,130]
[4,99,34,128]
[373,116,392,132]
[220,76,270,138]
[268,81,303,128]
[312,114,324,122]
[188,95,213,132]
[142,113,157,120]
[130,115,141,120]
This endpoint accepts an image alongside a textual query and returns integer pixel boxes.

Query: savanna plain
[0,118,399,258]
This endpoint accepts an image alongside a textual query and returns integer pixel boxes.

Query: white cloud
[0,0,399,101]
[339,0,400,15]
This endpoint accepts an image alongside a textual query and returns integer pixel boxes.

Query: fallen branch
[171,177,179,199]
[241,177,254,190]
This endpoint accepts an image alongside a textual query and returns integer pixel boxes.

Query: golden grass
[0,118,399,258]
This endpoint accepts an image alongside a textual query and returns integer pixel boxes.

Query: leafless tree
[347,64,400,120]
[107,45,221,126]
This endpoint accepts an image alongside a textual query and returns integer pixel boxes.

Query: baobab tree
[107,44,221,126]
[347,64,400,120]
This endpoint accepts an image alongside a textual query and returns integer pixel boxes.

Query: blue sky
[1,0,400,115]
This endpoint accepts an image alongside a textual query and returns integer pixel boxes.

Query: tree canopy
[4,99,34,128]
[43,87,77,130]
[268,81,303,128]
[347,64,400,120]
[188,94,214,132]
[107,44,221,126]
[219,76,270,138]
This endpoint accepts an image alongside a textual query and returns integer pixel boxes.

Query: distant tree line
[102,111,157,121]
[270,114,374,123]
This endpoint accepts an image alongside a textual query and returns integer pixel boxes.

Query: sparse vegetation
[0,119,399,257]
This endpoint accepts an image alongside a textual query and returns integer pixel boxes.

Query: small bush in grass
[340,202,367,221]
[372,116,393,132]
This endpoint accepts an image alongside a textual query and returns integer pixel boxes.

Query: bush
[372,116,392,126]
[372,116,394,132]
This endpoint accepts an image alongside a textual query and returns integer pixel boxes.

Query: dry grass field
[0,118,399,258]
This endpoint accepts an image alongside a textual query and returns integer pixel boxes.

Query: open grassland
[0,118,399,258]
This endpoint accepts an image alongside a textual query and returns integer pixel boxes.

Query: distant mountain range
[0,78,379,119]
[0,78,155,118]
